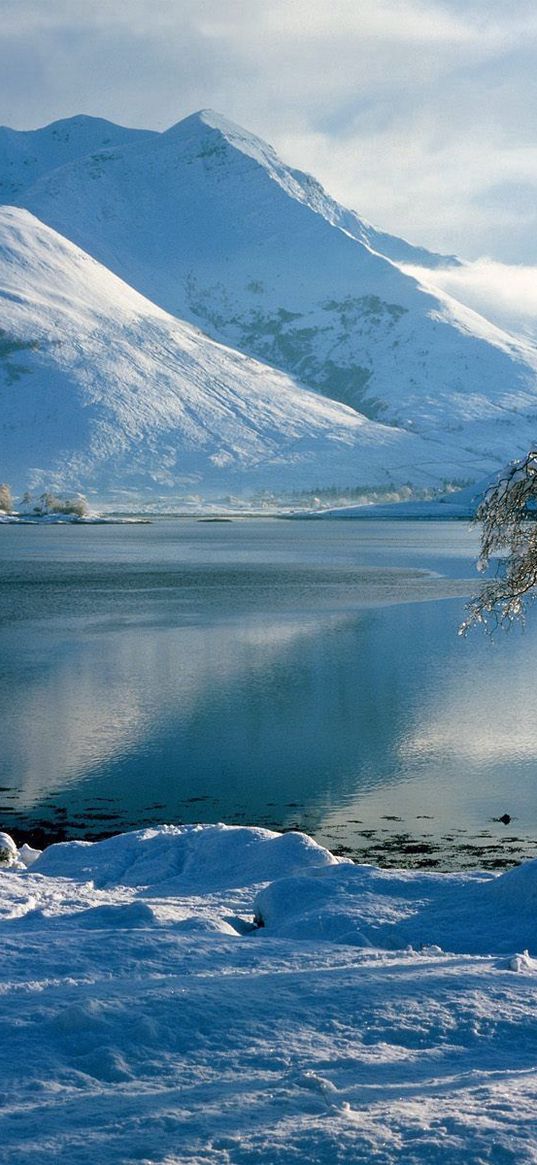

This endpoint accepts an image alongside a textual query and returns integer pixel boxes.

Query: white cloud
[402,258,537,342]
[200,0,476,46]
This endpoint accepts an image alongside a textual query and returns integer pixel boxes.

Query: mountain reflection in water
[1,518,536,865]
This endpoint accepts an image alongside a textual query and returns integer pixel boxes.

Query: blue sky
[1,0,536,265]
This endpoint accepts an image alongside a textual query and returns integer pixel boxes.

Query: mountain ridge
[167,110,461,270]
[1,110,458,271]
[0,114,157,203]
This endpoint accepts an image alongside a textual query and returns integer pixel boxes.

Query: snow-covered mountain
[2,207,462,505]
[5,109,537,465]
[2,110,537,504]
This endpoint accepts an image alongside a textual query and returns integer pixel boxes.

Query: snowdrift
[254,858,537,955]
[4,822,537,955]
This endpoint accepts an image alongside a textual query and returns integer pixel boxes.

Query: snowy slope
[3,824,537,1163]
[1,207,461,504]
[9,109,537,477]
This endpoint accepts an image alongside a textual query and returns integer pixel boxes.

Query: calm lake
[1,518,537,868]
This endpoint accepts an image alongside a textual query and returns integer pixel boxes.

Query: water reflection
[1,613,356,810]
[317,599,537,849]
[2,520,537,852]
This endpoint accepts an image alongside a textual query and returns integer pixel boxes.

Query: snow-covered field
[3,823,537,1163]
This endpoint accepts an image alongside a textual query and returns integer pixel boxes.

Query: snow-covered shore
[2,823,537,1163]
[287,477,493,521]
[0,512,150,524]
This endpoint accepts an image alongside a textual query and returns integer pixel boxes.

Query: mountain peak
[167,108,260,135]
[163,108,280,167]
[160,110,458,271]
[164,109,233,136]
[38,113,127,134]
[183,109,240,131]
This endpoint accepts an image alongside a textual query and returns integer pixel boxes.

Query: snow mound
[508,949,537,973]
[483,856,537,914]
[32,823,343,892]
[15,825,537,954]
[18,842,41,866]
[254,860,537,955]
[72,901,158,928]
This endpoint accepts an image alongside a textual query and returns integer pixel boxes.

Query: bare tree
[461,450,537,633]
[0,483,12,513]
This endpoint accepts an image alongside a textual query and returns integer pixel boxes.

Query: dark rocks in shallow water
[401,843,437,855]
[495,814,512,825]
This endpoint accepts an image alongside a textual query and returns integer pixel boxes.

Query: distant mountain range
[1,109,537,507]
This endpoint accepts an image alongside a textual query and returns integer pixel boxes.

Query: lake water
[2,518,537,868]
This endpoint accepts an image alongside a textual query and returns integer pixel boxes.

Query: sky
[1,0,536,272]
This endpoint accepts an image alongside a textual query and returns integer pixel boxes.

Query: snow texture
[2,823,537,1163]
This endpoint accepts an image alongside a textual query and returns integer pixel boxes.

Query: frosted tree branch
[460,450,537,633]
